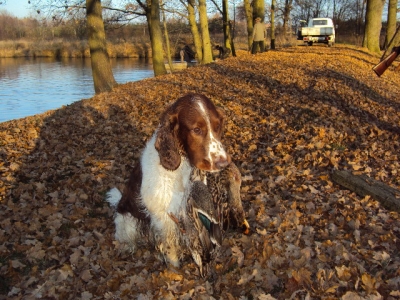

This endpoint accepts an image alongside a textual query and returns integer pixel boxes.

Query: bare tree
[222,0,231,52]
[27,0,117,93]
[312,0,328,17]
[292,0,323,21]
[281,0,294,34]
[86,0,117,93]
[295,0,329,17]
[352,0,366,35]
[271,0,276,49]
[362,0,385,54]
[161,0,173,72]
[137,0,167,76]
[384,0,399,49]
[252,0,265,20]
[198,0,213,63]
[332,0,356,22]
[243,0,253,49]
[210,0,235,55]
[180,0,203,62]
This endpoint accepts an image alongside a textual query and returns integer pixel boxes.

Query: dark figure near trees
[215,45,231,59]
[182,45,195,63]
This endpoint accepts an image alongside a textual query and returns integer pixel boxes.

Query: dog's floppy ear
[216,107,225,121]
[155,108,181,171]
[216,106,226,135]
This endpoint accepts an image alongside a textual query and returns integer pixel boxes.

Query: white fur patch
[209,133,227,159]
[139,134,193,266]
[140,134,192,216]
[196,100,228,165]
[105,187,122,207]
[105,188,141,250]
[114,212,140,251]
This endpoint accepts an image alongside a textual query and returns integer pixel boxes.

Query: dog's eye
[193,127,202,135]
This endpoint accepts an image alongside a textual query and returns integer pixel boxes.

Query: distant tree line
[0,11,143,41]
[1,1,398,46]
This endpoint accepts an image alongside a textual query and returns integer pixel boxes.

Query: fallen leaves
[0,45,400,299]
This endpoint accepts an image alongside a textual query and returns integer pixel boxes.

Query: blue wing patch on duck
[179,180,222,277]
[169,162,249,277]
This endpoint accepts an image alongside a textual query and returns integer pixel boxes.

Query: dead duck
[170,180,223,277]
[169,162,250,277]
[206,162,250,234]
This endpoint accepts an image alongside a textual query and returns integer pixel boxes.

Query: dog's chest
[140,136,192,215]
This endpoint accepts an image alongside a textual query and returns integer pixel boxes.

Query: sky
[2,0,35,18]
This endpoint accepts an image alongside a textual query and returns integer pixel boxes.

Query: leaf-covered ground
[1,45,400,300]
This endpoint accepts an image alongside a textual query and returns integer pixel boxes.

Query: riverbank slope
[1,45,400,299]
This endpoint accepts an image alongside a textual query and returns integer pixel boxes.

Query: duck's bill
[242,219,250,235]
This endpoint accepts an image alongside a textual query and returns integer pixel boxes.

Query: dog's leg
[114,213,142,252]
[152,215,182,267]
[106,188,143,251]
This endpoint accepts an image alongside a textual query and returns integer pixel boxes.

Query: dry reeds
[0,39,153,58]
[0,32,357,59]
[107,42,144,58]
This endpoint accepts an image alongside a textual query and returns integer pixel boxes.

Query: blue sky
[2,0,34,18]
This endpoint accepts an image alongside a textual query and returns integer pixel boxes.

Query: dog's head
[155,93,231,171]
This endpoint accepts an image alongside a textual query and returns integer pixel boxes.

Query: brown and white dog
[106,93,230,267]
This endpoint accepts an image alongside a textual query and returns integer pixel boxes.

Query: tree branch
[210,0,223,14]
[331,170,400,212]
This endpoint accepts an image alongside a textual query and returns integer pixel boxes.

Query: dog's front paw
[166,253,180,268]
[157,242,181,268]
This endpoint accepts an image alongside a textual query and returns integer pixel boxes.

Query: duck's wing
[185,181,222,277]
[208,162,250,234]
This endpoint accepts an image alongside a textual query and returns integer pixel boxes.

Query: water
[0,57,154,123]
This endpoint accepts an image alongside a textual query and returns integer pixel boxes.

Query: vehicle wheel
[307,41,313,46]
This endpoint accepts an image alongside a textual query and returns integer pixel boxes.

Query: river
[0,57,154,123]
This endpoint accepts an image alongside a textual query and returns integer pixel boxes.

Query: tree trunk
[243,0,253,50]
[252,0,265,22]
[362,0,385,54]
[229,21,236,57]
[331,170,400,212]
[86,0,117,94]
[187,0,202,62]
[198,0,213,64]
[222,0,231,51]
[356,0,365,36]
[270,0,276,50]
[161,0,173,73]
[384,0,399,49]
[147,0,167,76]
[282,0,292,35]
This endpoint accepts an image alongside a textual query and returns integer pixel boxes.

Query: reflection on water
[0,57,154,123]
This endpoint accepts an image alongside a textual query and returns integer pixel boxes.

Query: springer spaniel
[106,93,230,267]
